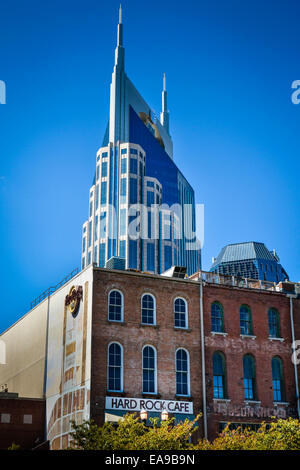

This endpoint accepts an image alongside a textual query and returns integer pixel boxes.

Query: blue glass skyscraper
[81,7,201,275]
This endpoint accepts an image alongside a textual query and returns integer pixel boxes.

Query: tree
[195,418,300,450]
[69,413,200,450]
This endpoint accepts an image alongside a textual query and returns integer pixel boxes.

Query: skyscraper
[210,241,289,283]
[81,7,201,275]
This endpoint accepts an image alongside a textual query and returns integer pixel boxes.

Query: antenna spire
[160,73,170,134]
[119,4,122,24]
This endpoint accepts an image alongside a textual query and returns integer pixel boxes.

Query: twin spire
[115,6,170,133]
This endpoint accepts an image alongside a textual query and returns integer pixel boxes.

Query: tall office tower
[210,241,289,283]
[81,7,201,275]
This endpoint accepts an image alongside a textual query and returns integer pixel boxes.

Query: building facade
[1,265,299,448]
[210,241,289,283]
[81,7,201,276]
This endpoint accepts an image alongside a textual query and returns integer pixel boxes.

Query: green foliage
[7,442,20,450]
[69,415,300,451]
[69,413,200,450]
[194,418,300,450]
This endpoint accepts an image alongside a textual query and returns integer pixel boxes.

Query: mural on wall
[46,271,92,450]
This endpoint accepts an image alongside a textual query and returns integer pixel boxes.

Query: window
[120,209,127,236]
[130,178,138,204]
[268,308,280,338]
[147,191,154,206]
[142,346,156,394]
[130,148,138,155]
[100,212,106,239]
[243,355,256,400]
[107,343,123,392]
[121,158,127,174]
[100,181,107,205]
[88,221,92,247]
[108,290,123,322]
[121,148,127,155]
[141,294,155,325]
[119,240,126,258]
[23,414,32,424]
[99,243,106,268]
[240,305,253,335]
[174,298,188,329]
[272,357,284,402]
[176,349,190,396]
[102,161,108,177]
[213,352,226,399]
[1,413,10,424]
[120,178,127,204]
[211,302,224,333]
[82,257,85,270]
[130,157,138,174]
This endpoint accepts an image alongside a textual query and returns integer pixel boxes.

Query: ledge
[244,400,261,405]
[269,337,285,342]
[106,320,127,326]
[139,323,159,329]
[213,398,231,402]
[211,332,228,337]
[173,327,192,333]
[106,391,126,397]
[142,393,161,399]
[273,402,289,406]
[175,395,193,401]
[240,334,257,340]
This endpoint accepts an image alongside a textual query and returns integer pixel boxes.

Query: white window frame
[175,348,190,397]
[107,342,124,393]
[108,289,124,322]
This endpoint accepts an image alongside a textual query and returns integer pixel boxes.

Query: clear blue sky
[0,0,299,333]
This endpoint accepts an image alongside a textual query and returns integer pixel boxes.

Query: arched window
[142,346,157,394]
[141,294,156,325]
[108,290,123,322]
[268,308,280,338]
[240,305,253,335]
[272,357,285,402]
[176,349,190,396]
[243,354,256,400]
[174,298,188,329]
[211,302,224,333]
[213,352,226,399]
[107,343,123,392]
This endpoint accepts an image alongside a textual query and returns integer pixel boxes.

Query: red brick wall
[90,269,203,427]
[203,285,298,439]
[0,397,45,450]
[89,268,299,441]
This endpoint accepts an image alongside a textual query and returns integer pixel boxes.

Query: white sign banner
[105,396,193,414]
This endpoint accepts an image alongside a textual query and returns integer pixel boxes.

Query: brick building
[0,265,299,448]
[0,392,46,450]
